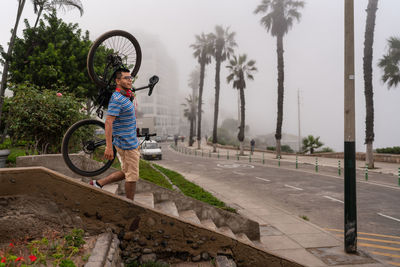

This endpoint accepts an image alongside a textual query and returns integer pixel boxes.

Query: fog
[1,0,400,152]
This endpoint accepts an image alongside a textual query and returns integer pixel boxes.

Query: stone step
[218,226,236,239]
[102,184,119,194]
[179,210,201,224]
[134,192,154,208]
[154,200,179,217]
[235,233,253,246]
[200,219,217,231]
[216,255,237,267]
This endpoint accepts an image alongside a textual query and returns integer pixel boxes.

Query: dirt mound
[0,195,85,243]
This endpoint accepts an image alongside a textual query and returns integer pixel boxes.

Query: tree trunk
[237,85,245,144]
[197,58,206,150]
[0,0,26,133]
[363,0,378,169]
[33,6,44,29]
[239,141,244,156]
[275,34,285,159]
[212,57,221,153]
[189,115,194,147]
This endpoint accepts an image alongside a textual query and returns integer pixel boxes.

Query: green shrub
[266,145,293,153]
[315,147,335,153]
[7,84,88,154]
[375,146,400,154]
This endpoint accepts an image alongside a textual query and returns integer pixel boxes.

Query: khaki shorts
[116,147,140,182]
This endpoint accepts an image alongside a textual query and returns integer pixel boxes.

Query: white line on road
[323,196,344,203]
[377,213,400,222]
[213,167,222,171]
[233,171,245,176]
[284,184,303,191]
[255,177,270,182]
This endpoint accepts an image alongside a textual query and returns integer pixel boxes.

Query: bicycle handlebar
[132,75,159,96]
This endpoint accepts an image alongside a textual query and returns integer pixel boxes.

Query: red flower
[56,92,63,97]
[8,243,14,248]
[15,256,24,262]
[1,257,6,263]
[29,255,37,262]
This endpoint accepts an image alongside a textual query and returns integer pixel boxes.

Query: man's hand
[104,146,114,160]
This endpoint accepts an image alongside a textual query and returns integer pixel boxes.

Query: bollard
[262,153,265,164]
[398,167,400,186]
[338,160,341,176]
[209,150,211,158]
[201,149,203,157]
[315,157,318,172]
[237,152,239,161]
[278,155,281,167]
[249,154,251,163]
[195,150,197,156]
[365,164,369,181]
[227,150,229,160]
[218,150,220,159]
[296,155,298,169]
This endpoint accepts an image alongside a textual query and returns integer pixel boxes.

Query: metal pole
[227,150,229,160]
[338,160,341,176]
[296,155,298,169]
[249,154,251,163]
[344,0,357,253]
[365,164,368,181]
[262,153,265,164]
[278,155,281,167]
[315,157,318,172]
[398,167,399,186]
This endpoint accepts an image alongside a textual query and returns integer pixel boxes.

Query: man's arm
[104,115,116,160]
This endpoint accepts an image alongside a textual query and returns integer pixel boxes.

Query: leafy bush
[266,145,293,153]
[7,84,87,154]
[315,147,335,153]
[376,146,400,154]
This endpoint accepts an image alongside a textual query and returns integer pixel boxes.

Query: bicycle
[62,30,159,177]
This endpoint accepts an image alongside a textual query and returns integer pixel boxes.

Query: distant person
[250,139,255,155]
[174,134,178,146]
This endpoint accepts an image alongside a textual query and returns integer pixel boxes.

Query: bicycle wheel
[87,30,142,89]
[62,119,117,177]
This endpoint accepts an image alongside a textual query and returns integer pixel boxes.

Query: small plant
[0,229,87,267]
[300,215,309,221]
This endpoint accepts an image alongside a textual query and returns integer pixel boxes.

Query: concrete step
[134,192,154,208]
[201,219,217,231]
[102,184,119,194]
[235,233,254,246]
[179,210,201,224]
[154,200,179,217]
[218,226,236,239]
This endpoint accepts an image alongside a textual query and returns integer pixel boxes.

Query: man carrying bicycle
[90,67,139,200]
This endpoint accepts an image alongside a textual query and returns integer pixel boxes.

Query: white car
[140,140,162,160]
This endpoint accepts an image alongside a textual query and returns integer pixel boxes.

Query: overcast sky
[1,0,400,152]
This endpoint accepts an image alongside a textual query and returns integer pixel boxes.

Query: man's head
[115,67,133,90]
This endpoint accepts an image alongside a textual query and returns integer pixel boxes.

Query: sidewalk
[164,141,390,266]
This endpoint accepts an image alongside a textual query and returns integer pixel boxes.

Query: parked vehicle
[140,140,162,160]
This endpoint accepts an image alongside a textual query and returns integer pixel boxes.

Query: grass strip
[139,160,173,190]
[152,164,236,213]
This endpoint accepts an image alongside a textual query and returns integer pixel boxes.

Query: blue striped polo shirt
[107,91,139,150]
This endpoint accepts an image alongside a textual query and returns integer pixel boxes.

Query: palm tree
[210,25,237,152]
[32,0,84,28]
[190,33,213,149]
[182,95,197,146]
[0,0,27,135]
[302,135,323,154]
[378,37,400,88]
[363,0,379,169]
[254,0,304,158]
[226,54,257,155]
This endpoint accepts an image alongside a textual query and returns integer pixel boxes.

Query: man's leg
[125,181,136,200]
[97,171,125,187]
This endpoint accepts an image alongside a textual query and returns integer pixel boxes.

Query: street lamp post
[344,0,357,253]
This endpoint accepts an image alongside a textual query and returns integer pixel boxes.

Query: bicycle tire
[87,30,142,88]
[62,119,116,177]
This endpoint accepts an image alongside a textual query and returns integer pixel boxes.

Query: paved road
[154,144,400,265]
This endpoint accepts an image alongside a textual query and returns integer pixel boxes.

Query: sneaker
[89,180,103,189]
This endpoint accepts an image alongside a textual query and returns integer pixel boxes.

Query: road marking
[233,171,245,176]
[213,167,222,171]
[325,228,400,240]
[323,196,344,203]
[359,242,400,252]
[357,237,400,245]
[387,261,400,266]
[371,251,400,259]
[256,177,270,182]
[378,213,400,222]
[284,184,303,191]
